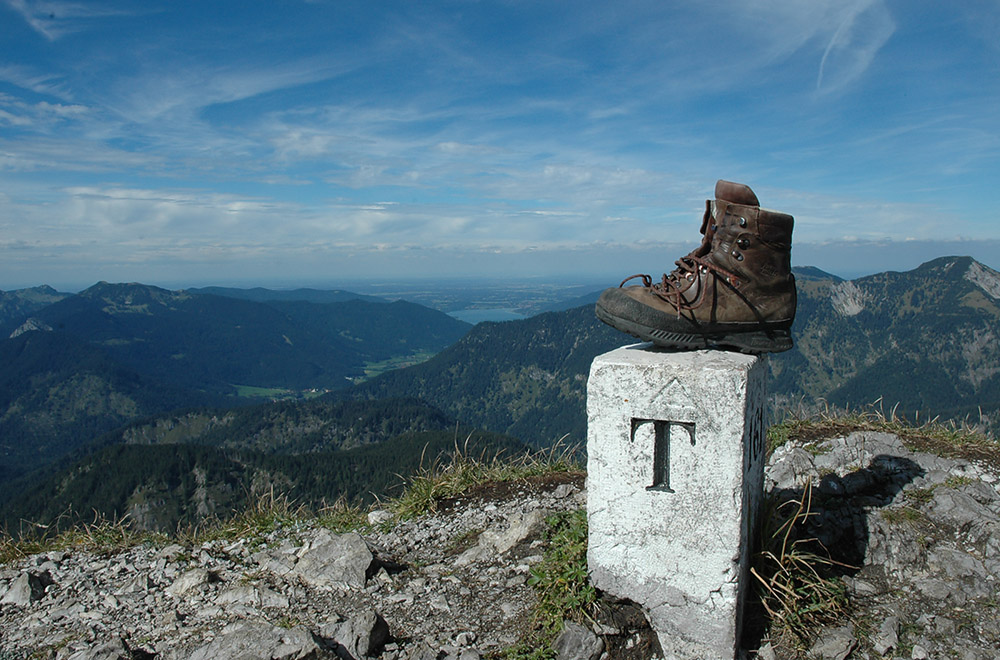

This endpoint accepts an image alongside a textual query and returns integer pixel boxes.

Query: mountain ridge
[1,256,997,533]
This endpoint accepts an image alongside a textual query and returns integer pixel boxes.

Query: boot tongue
[715,180,759,207]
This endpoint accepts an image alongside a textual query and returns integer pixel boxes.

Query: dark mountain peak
[792,266,844,282]
[1,284,67,302]
[77,281,189,313]
[186,286,384,304]
[905,257,999,301]
[80,281,169,296]
[17,284,63,297]
[914,255,975,276]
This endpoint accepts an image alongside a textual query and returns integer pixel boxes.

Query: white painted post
[586,344,767,660]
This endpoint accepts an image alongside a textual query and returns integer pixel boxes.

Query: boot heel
[712,328,793,354]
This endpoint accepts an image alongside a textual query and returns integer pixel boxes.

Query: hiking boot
[595,180,796,354]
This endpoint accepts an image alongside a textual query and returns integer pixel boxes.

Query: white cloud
[104,58,348,127]
[816,0,895,93]
[0,64,72,99]
[0,93,90,130]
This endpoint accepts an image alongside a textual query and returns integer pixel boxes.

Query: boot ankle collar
[715,180,760,206]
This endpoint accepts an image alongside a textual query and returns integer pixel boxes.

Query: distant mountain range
[186,286,385,305]
[2,257,997,531]
[0,282,470,486]
[10,281,470,395]
[774,256,1000,422]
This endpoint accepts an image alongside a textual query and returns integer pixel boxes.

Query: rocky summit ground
[758,430,1000,660]
[0,473,603,660]
[0,429,998,660]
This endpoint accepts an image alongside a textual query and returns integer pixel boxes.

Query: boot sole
[595,304,793,355]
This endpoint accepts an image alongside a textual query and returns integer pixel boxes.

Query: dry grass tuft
[1,512,167,564]
[392,436,582,520]
[751,481,851,648]
[185,488,310,546]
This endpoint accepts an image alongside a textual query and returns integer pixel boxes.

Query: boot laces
[619,255,742,315]
[618,200,744,315]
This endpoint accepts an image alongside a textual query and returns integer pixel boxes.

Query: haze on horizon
[1,1,999,291]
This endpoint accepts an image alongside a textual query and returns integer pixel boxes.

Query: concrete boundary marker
[587,343,767,659]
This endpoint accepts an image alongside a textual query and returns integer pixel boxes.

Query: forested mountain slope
[345,258,1000,442]
[772,256,1000,425]
[346,305,624,446]
[0,282,470,487]
[0,331,210,484]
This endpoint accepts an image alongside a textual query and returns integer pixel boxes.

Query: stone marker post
[587,343,767,660]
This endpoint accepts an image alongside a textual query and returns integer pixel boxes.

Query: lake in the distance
[449,308,528,324]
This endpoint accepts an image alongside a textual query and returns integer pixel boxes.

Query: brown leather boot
[595,180,796,353]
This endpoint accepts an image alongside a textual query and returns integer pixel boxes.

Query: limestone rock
[808,624,856,660]
[552,621,603,660]
[263,530,376,590]
[1,570,54,606]
[873,615,899,656]
[318,610,390,659]
[61,637,130,660]
[187,620,328,660]
[216,584,290,609]
[166,568,211,597]
[455,509,545,566]
[367,510,394,525]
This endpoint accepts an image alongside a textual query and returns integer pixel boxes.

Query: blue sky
[1,0,998,290]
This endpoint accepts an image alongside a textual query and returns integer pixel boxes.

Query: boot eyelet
[737,238,750,249]
[739,217,747,228]
[732,250,744,261]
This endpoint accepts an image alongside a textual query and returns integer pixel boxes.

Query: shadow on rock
[787,454,925,569]
[742,454,925,652]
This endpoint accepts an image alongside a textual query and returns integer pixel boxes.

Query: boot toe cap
[595,286,674,330]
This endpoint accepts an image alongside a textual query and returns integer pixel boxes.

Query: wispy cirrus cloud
[0,64,72,98]
[2,0,136,41]
[816,0,895,93]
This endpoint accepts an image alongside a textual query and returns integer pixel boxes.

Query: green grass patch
[501,508,595,660]
[880,506,927,525]
[233,384,327,400]
[944,475,975,489]
[357,351,437,381]
[528,509,596,634]
[905,487,936,505]
[768,399,997,461]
